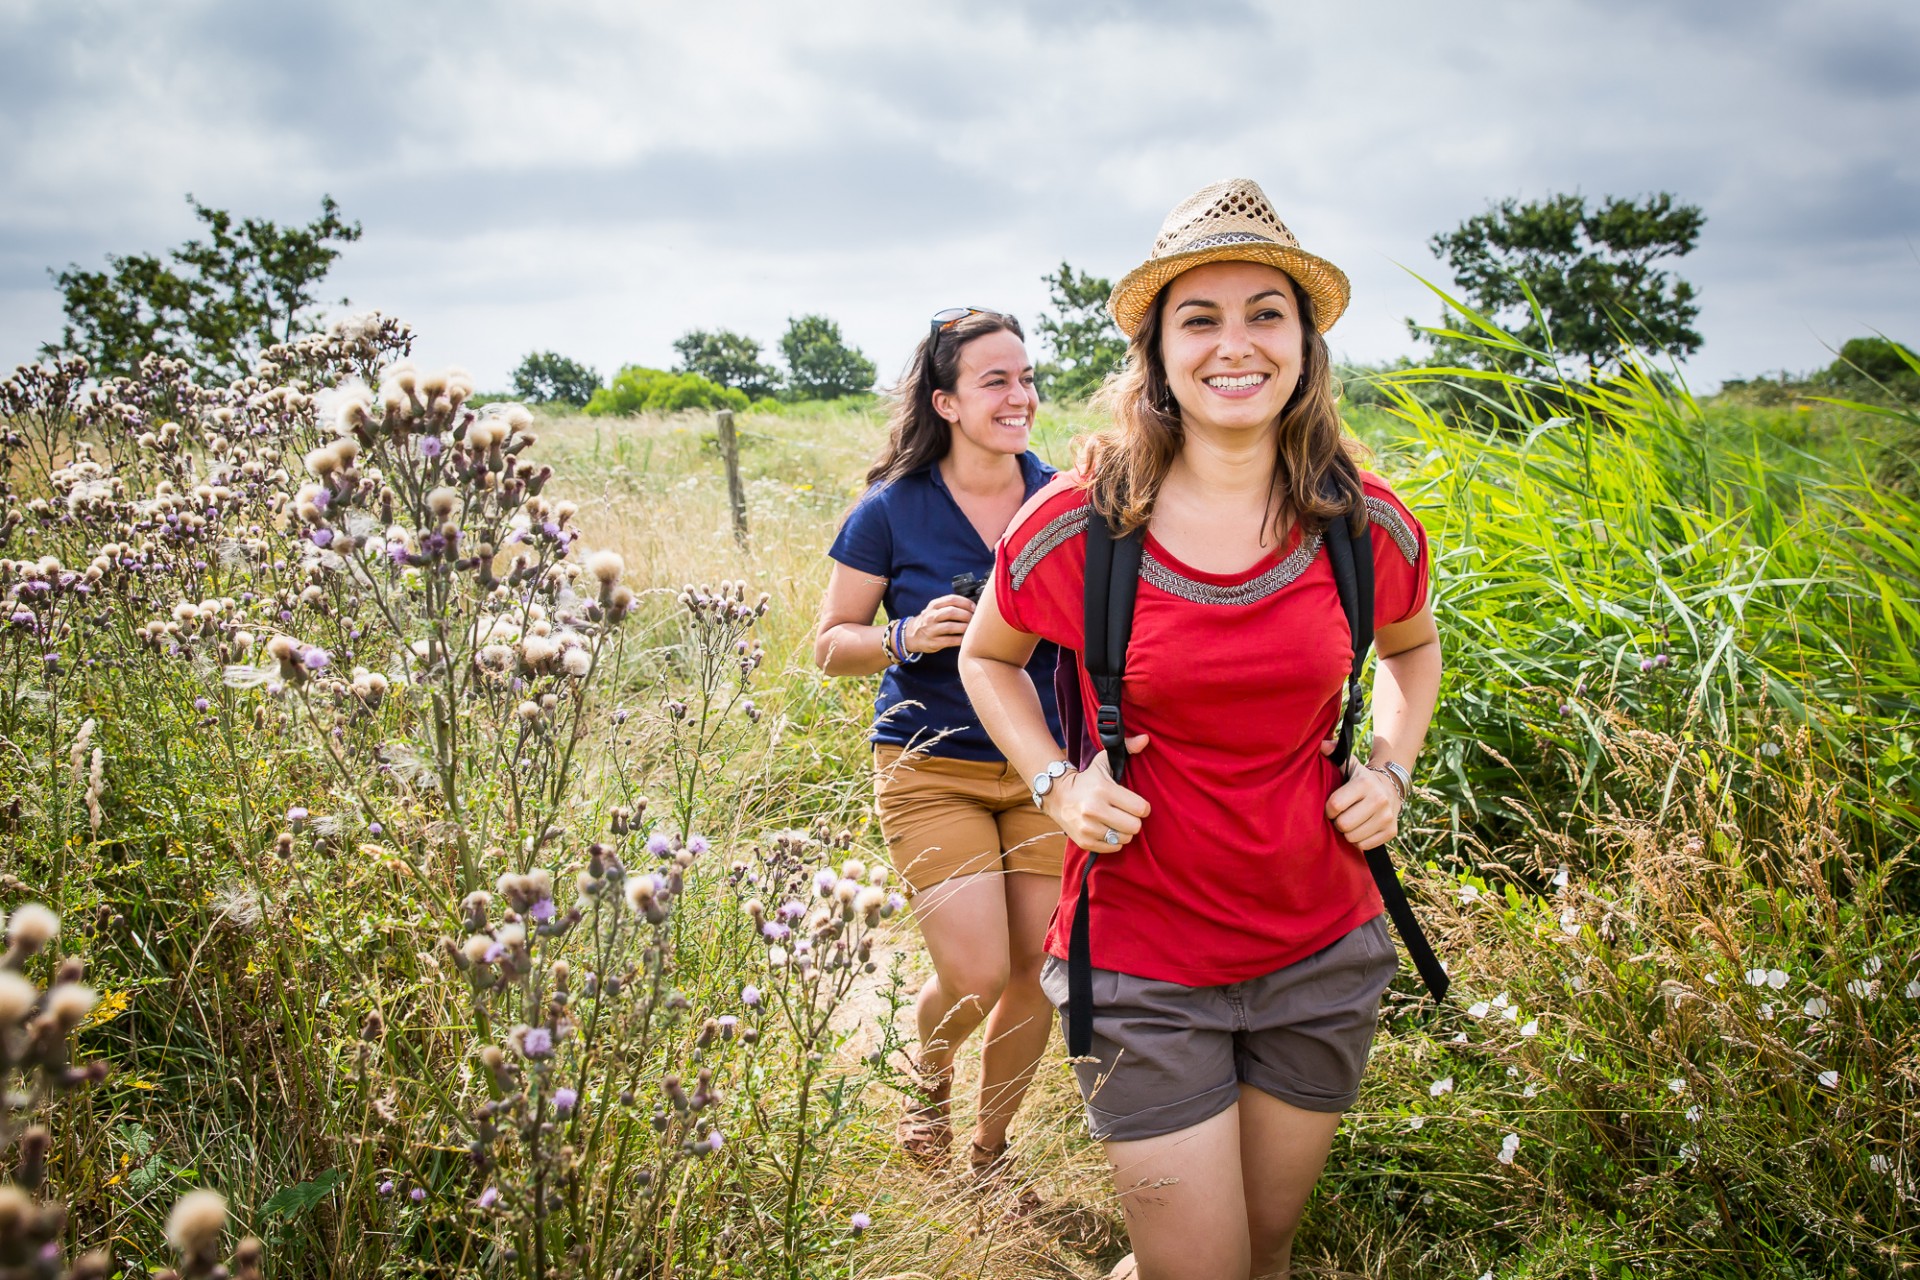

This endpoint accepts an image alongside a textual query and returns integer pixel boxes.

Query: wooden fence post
[716,408,748,548]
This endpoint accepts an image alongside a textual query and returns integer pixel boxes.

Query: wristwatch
[1368,759,1413,804]
[1031,760,1073,810]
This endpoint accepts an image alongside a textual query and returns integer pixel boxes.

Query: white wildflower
[1679,1142,1699,1163]
[1869,1153,1894,1174]
[1459,884,1481,904]
[1497,1132,1520,1165]
[1844,978,1877,1000]
[1551,866,1569,888]
[1468,1001,1490,1019]
[1766,968,1789,990]
[767,945,788,967]
[1685,1104,1702,1123]
[1429,1076,1455,1098]
[1407,1115,1426,1130]
[1804,996,1829,1018]
[1816,1069,1839,1088]
[1668,1077,1687,1094]
[1520,1019,1539,1037]
[1522,1083,1539,1098]
[1863,956,1882,977]
[1758,1002,1774,1020]
[1492,992,1511,1009]
[1559,909,1579,936]
[1451,1031,1469,1044]
[1503,1004,1520,1022]
[1744,968,1768,987]
[1906,979,1920,999]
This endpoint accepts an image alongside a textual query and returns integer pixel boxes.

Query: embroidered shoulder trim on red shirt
[1008,502,1090,589]
[1363,494,1418,565]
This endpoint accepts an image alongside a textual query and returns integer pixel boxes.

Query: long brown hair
[1081,275,1364,540]
[865,310,1026,488]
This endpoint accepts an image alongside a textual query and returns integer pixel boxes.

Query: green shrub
[585,365,748,416]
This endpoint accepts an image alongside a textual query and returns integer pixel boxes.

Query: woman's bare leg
[972,870,1060,1150]
[1237,1086,1343,1279]
[1103,1105,1251,1280]
[908,872,1011,1086]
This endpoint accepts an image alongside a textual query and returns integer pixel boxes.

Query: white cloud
[2,0,1915,388]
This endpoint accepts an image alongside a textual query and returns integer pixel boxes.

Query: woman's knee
[930,960,1009,1015]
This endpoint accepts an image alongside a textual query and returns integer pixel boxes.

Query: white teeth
[996,416,1028,427]
[1205,374,1266,390]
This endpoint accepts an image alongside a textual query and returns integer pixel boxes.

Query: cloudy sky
[3,0,1915,393]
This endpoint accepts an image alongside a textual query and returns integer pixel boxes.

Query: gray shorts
[1039,916,1397,1142]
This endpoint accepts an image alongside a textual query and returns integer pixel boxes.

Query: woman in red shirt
[959,179,1442,1280]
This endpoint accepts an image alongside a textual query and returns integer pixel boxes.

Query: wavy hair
[865,310,1026,488]
[1081,275,1365,540]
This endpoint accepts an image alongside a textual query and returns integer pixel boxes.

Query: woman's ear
[930,388,961,424]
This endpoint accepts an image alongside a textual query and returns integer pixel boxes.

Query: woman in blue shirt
[814,308,1065,1175]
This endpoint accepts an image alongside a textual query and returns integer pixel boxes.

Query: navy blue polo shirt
[828,451,1064,760]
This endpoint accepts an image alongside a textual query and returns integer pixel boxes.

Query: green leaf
[262,1168,346,1219]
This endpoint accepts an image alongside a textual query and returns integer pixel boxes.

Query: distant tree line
[42,189,1912,424]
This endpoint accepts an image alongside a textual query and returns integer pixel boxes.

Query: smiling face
[1157,260,1306,437]
[930,329,1038,458]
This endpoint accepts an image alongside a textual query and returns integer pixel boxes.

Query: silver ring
[1102,827,1121,846]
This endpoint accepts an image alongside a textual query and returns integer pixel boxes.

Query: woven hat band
[1180,230,1285,253]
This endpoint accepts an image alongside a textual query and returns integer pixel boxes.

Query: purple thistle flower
[409,1187,426,1203]
[552,1087,578,1113]
[850,1211,871,1234]
[762,922,790,941]
[741,984,761,1007]
[312,488,331,511]
[687,835,709,855]
[521,1026,554,1058]
[477,1186,499,1209]
[483,942,507,964]
[303,647,332,671]
[706,1131,724,1153]
[194,697,211,712]
[778,900,806,921]
[309,528,333,548]
[646,833,673,857]
[814,869,838,895]
[387,542,409,566]
[541,521,561,538]
[716,1015,739,1035]
[287,807,309,827]
[378,1180,394,1196]
[886,893,906,914]
[368,822,383,835]
[1639,658,1656,672]
[529,897,556,923]
[9,610,33,626]
[419,435,445,458]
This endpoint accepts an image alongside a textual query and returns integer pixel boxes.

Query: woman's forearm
[958,654,1062,781]
[1369,639,1441,774]
[815,622,894,677]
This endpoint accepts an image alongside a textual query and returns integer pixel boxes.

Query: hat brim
[1108,243,1351,338]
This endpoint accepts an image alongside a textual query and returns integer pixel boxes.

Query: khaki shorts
[872,743,1067,894]
[1039,915,1397,1142]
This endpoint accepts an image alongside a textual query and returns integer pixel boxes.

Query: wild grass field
[1,318,1915,1280]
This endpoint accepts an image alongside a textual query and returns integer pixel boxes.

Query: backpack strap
[1323,507,1450,1004]
[1067,503,1142,1059]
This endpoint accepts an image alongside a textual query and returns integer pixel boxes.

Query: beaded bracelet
[879,621,899,665]
[891,617,922,664]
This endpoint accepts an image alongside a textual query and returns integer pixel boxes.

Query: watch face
[1034,773,1054,796]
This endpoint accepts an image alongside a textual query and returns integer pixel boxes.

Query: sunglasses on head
[928,306,992,348]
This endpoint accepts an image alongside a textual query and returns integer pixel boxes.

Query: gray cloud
[2,0,1914,389]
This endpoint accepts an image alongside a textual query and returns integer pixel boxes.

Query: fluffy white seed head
[6,902,59,954]
[0,971,36,1024]
[165,1189,229,1256]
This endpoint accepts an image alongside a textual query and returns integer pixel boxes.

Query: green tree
[583,366,749,417]
[511,351,602,406]
[672,328,780,400]
[1035,261,1126,400]
[1418,192,1705,373]
[1824,336,1920,397]
[778,315,875,401]
[45,195,361,383]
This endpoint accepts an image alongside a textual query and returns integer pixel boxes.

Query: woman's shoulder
[1355,470,1424,565]
[1004,470,1094,547]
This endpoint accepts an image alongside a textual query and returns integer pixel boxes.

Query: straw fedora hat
[1107,178,1350,337]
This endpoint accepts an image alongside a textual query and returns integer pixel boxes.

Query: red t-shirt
[993,470,1431,986]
